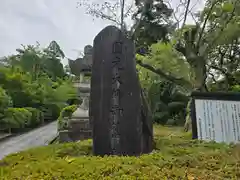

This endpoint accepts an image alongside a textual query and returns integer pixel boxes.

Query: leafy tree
[0,87,12,122]
[133,0,173,54]
[0,41,77,132]
[147,79,189,125]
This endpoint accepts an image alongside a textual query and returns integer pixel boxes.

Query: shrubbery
[147,81,188,125]
[0,87,12,125]
[1,126,239,179]
[25,107,44,127]
[2,108,32,133]
[40,103,62,122]
[0,42,78,133]
[0,87,12,111]
[58,105,78,130]
[232,85,240,92]
[0,69,76,133]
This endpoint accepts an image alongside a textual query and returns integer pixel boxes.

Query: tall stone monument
[90,25,152,156]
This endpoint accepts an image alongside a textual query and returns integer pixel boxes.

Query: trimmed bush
[60,105,78,118]
[57,105,77,130]
[25,107,44,127]
[0,126,239,179]
[2,108,32,133]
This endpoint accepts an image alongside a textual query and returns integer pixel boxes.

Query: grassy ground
[0,125,240,179]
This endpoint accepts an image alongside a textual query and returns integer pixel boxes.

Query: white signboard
[195,99,240,144]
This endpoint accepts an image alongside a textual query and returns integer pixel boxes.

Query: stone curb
[47,133,59,145]
[0,133,19,143]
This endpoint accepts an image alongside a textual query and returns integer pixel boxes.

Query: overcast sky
[0,0,204,65]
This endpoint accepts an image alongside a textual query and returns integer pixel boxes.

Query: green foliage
[60,105,78,118]
[51,81,78,106]
[0,87,12,130]
[133,0,173,54]
[11,42,66,81]
[2,108,32,129]
[1,126,240,179]
[148,81,189,125]
[0,41,77,132]
[58,105,78,130]
[0,87,12,112]
[41,103,62,121]
[231,85,240,92]
[24,107,44,127]
[138,42,192,85]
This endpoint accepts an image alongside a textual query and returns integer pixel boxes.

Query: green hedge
[3,108,32,132]
[0,126,239,179]
[25,107,44,127]
[1,107,45,132]
[60,105,78,118]
[57,105,77,130]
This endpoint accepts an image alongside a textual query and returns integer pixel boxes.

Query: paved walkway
[0,121,57,160]
[0,133,11,140]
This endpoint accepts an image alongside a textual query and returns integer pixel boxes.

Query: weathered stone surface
[90,25,142,156]
[68,58,91,75]
[71,108,89,119]
[69,119,90,131]
[83,45,93,67]
[59,130,73,143]
[68,45,93,76]
[59,118,92,142]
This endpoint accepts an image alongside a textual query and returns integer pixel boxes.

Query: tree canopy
[78,0,240,126]
[0,41,77,133]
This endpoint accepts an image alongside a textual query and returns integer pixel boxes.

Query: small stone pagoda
[59,45,93,143]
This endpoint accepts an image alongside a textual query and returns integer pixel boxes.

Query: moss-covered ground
[0,125,240,179]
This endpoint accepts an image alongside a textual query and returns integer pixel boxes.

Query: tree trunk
[191,57,208,91]
[184,57,207,132]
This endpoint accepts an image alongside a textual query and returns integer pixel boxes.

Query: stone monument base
[59,109,92,143]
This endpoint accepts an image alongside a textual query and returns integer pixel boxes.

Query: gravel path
[0,121,57,160]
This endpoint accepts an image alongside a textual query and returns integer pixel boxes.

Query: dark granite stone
[90,25,142,156]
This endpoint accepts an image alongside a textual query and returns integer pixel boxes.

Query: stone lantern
[59,45,93,143]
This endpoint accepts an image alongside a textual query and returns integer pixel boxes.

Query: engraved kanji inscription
[112,42,123,54]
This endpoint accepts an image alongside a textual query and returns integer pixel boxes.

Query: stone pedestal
[59,80,92,143]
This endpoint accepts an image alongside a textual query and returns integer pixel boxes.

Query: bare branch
[120,0,125,30]
[136,58,192,89]
[180,0,191,30]
[78,0,121,25]
[208,71,217,83]
[196,0,218,51]
[165,1,186,28]
[130,0,154,39]
[208,65,228,75]
[124,3,134,18]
